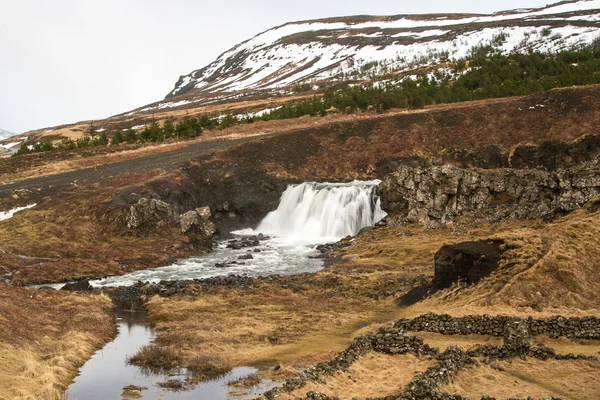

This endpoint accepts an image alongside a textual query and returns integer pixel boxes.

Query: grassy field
[0,287,114,400]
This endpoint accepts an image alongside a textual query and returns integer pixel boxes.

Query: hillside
[164,0,600,105]
[4,0,600,149]
[0,129,16,141]
[0,129,19,155]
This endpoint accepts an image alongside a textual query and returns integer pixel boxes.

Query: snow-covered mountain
[0,129,16,141]
[0,129,24,154]
[167,0,600,102]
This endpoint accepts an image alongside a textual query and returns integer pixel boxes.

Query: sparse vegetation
[0,289,115,400]
[14,116,206,156]
[126,344,182,373]
[227,373,261,388]
[185,355,231,381]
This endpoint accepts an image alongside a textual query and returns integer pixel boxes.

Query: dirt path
[0,131,289,196]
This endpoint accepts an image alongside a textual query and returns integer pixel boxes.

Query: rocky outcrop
[433,240,503,289]
[380,159,600,227]
[179,206,215,237]
[126,197,177,229]
[123,195,216,247]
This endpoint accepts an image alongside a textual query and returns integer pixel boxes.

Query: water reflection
[64,309,263,400]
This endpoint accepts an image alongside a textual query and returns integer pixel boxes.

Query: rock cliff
[380,158,600,227]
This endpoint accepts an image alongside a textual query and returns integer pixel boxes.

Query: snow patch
[0,204,37,222]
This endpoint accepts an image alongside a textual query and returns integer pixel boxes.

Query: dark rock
[358,226,375,234]
[61,279,92,291]
[238,254,254,260]
[433,240,503,289]
[503,317,531,354]
[37,286,57,291]
[379,160,600,227]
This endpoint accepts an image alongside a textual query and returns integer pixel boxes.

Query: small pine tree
[111,131,124,145]
[125,128,138,144]
[163,119,175,139]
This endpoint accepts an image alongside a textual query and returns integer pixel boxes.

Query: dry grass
[532,336,600,357]
[126,344,182,372]
[7,84,600,185]
[145,281,399,368]
[0,171,207,285]
[227,373,261,388]
[0,286,115,400]
[120,384,146,399]
[408,332,504,351]
[141,208,600,390]
[414,208,600,313]
[284,353,436,400]
[185,355,231,381]
[443,359,600,400]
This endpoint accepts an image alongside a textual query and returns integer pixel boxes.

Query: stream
[64,309,272,400]
[63,181,386,398]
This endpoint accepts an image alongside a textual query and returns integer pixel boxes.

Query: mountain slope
[0,129,16,141]
[167,0,600,103]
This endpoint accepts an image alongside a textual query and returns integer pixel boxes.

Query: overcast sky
[0,0,553,134]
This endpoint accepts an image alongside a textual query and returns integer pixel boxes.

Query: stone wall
[261,318,586,400]
[393,313,600,340]
[379,159,600,227]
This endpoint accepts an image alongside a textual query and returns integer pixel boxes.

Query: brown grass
[7,84,600,185]
[415,208,600,313]
[285,353,436,400]
[145,281,399,368]
[227,373,261,388]
[0,286,115,400]
[140,208,600,392]
[443,359,600,400]
[121,384,146,399]
[408,332,504,351]
[126,344,182,372]
[532,336,600,357]
[0,170,208,285]
[185,355,231,381]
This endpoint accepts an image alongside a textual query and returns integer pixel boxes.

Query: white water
[46,181,386,288]
[255,180,387,242]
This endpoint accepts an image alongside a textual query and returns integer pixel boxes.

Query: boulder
[433,240,503,289]
[126,197,177,229]
[61,279,92,291]
[180,206,216,237]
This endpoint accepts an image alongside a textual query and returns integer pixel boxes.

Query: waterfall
[256,180,387,241]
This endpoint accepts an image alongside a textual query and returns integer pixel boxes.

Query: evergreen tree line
[15,116,207,156]
[15,41,600,157]
[262,42,600,115]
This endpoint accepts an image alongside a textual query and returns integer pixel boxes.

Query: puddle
[64,309,269,400]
